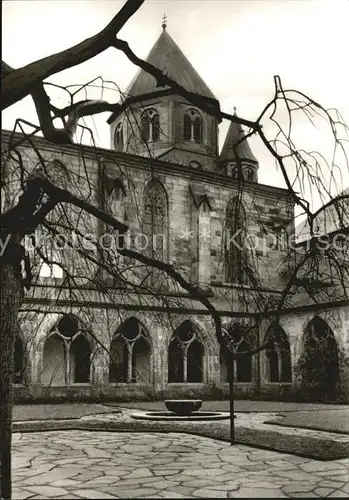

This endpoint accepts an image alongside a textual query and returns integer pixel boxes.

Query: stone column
[152,322,168,394]
[206,353,220,386]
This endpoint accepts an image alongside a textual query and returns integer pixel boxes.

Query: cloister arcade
[12,311,348,401]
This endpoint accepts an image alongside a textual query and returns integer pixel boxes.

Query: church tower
[107,20,220,171]
[218,110,259,182]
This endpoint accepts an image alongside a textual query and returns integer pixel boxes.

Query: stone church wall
[3,132,348,403]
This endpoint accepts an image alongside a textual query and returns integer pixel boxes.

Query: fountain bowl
[130,399,230,422]
[165,399,202,415]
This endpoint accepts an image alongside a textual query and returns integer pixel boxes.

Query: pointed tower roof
[220,112,258,164]
[125,27,216,100]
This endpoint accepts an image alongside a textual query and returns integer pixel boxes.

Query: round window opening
[121,317,140,341]
[228,323,246,343]
[57,315,79,338]
[176,320,194,342]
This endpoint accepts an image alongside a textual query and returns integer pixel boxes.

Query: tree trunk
[0,260,23,500]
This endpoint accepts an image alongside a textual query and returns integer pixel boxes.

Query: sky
[2,0,349,212]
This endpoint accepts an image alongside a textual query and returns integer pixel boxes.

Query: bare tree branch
[1,0,145,110]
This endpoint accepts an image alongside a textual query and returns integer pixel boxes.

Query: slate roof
[219,118,258,164]
[125,27,216,100]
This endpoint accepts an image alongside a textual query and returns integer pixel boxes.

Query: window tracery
[184,109,202,142]
[265,324,292,382]
[42,315,92,385]
[141,109,160,142]
[109,318,151,384]
[224,197,248,284]
[168,320,204,383]
[143,180,168,261]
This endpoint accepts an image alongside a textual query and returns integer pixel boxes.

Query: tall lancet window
[224,196,248,284]
[141,109,160,142]
[143,180,168,262]
[184,109,202,142]
[114,123,123,150]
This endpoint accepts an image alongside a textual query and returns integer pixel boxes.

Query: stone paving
[13,430,349,499]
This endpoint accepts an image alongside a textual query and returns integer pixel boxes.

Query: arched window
[265,324,292,383]
[302,316,339,399]
[224,197,248,284]
[109,318,151,383]
[168,320,205,383]
[184,109,202,143]
[114,123,123,150]
[143,180,168,261]
[42,315,92,386]
[141,109,160,142]
[246,168,254,182]
[219,323,253,383]
[13,336,24,384]
[231,167,239,179]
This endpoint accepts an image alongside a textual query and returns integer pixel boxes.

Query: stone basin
[165,399,202,415]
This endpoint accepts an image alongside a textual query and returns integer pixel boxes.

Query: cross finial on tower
[233,106,237,115]
[162,13,167,30]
